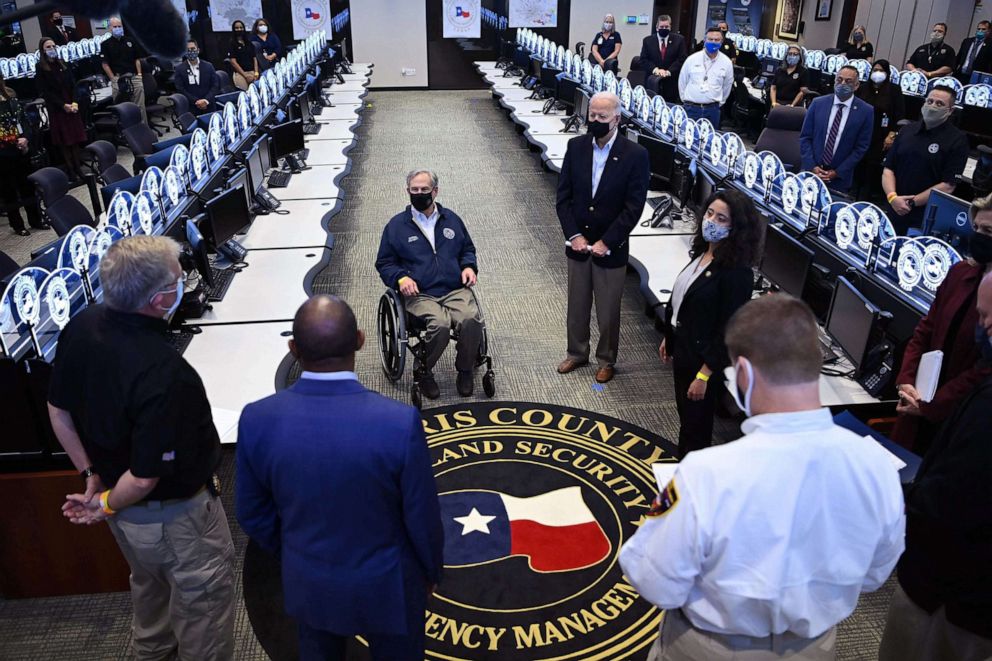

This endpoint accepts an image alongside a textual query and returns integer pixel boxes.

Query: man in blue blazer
[175,39,219,114]
[236,295,444,661]
[799,65,874,193]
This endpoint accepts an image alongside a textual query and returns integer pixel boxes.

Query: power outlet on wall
[402,68,417,76]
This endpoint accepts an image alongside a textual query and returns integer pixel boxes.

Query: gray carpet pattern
[0,90,892,660]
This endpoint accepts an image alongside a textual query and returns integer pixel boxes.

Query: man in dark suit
[236,295,444,661]
[43,10,77,46]
[556,91,650,384]
[955,21,992,85]
[175,39,219,115]
[799,65,874,193]
[639,14,687,103]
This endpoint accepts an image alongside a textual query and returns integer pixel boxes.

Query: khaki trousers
[107,489,235,661]
[404,287,482,372]
[566,257,626,368]
[648,608,837,661]
[878,584,992,661]
[112,74,147,125]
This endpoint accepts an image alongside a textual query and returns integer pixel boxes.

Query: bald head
[290,295,364,370]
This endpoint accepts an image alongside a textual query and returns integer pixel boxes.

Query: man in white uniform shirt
[620,294,905,661]
[678,26,734,129]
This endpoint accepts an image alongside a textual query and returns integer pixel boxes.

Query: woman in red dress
[35,37,87,181]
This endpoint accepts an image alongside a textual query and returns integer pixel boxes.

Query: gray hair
[971,192,992,221]
[406,170,438,189]
[100,236,180,313]
[657,14,672,24]
[589,91,622,117]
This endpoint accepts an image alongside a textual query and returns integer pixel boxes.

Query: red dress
[36,63,87,146]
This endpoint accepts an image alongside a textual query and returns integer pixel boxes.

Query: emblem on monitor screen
[572,54,582,77]
[208,128,224,162]
[781,176,800,214]
[856,207,882,250]
[638,95,650,123]
[671,105,686,131]
[922,244,952,292]
[141,169,160,199]
[163,168,182,207]
[134,194,153,234]
[835,206,857,249]
[801,177,825,215]
[171,144,190,176]
[724,134,743,168]
[697,119,712,146]
[965,85,991,108]
[225,112,238,144]
[604,70,616,91]
[955,211,969,227]
[191,145,207,181]
[708,134,723,165]
[46,276,71,329]
[582,61,592,85]
[110,194,132,234]
[12,275,39,325]
[592,66,603,92]
[92,229,116,259]
[249,85,262,118]
[896,242,924,291]
[683,120,696,150]
[632,85,645,109]
[606,78,618,95]
[743,153,760,187]
[761,154,780,187]
[652,96,666,125]
[68,231,89,271]
[659,106,672,134]
[620,85,632,110]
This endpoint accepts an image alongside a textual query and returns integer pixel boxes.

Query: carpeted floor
[0,90,894,660]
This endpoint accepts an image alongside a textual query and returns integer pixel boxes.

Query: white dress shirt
[678,50,734,104]
[824,94,854,147]
[187,62,200,86]
[619,408,905,638]
[411,206,440,251]
[300,370,358,381]
[591,129,618,197]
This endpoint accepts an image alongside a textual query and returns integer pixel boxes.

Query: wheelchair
[377,287,496,409]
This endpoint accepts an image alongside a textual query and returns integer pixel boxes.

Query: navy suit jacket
[235,377,444,635]
[799,94,873,192]
[174,60,219,111]
[556,132,650,268]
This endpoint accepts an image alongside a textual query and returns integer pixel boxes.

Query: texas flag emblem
[305,8,321,19]
[440,487,610,572]
[456,6,471,18]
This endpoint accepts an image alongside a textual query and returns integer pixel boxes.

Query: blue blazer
[235,378,444,636]
[174,60,219,112]
[799,94,874,192]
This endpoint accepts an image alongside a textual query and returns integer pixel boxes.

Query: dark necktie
[822,103,845,167]
[965,41,979,73]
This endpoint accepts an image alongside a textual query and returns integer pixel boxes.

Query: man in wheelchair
[375,170,483,399]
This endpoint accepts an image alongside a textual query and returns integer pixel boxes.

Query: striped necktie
[822,103,845,167]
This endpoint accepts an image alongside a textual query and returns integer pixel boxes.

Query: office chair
[92,101,142,148]
[0,250,18,282]
[27,168,95,236]
[732,77,767,140]
[141,73,171,136]
[82,140,132,185]
[575,41,585,58]
[168,93,197,133]
[215,70,236,94]
[626,56,647,90]
[754,106,806,171]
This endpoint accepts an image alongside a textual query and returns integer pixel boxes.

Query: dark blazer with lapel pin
[556,132,650,269]
[956,36,992,78]
[638,32,688,100]
[664,262,754,372]
[798,94,874,193]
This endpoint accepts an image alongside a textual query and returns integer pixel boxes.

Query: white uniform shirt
[619,408,905,638]
[678,50,734,105]
[412,206,440,251]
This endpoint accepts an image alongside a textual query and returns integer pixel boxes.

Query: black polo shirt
[844,42,874,60]
[101,35,139,76]
[48,305,220,501]
[591,31,622,59]
[908,42,956,72]
[227,39,257,72]
[772,66,808,103]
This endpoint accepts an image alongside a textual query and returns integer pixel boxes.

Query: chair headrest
[169,93,189,113]
[765,105,806,131]
[27,167,70,204]
[110,101,143,128]
[83,140,118,171]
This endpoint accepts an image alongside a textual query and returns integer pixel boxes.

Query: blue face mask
[705,41,721,55]
[44,48,57,59]
[977,323,992,362]
[786,55,800,66]
[111,26,124,38]
[978,30,987,40]
[702,218,730,242]
[835,83,854,100]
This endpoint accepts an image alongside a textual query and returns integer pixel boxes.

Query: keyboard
[303,122,322,135]
[268,170,293,188]
[206,266,236,302]
[166,331,194,355]
[820,339,839,364]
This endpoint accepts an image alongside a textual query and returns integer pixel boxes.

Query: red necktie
[661,40,667,60]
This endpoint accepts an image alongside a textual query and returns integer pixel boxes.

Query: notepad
[652,463,679,493]
[864,436,907,471]
[915,350,943,403]
[211,407,240,442]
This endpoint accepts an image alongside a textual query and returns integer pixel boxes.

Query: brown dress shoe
[557,358,588,374]
[595,366,615,383]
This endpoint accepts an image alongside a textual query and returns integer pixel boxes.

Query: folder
[915,350,943,403]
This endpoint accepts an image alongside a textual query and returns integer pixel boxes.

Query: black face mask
[587,119,613,139]
[410,192,434,212]
[53,18,63,26]
[657,28,670,38]
[975,323,992,362]
[969,231,992,265]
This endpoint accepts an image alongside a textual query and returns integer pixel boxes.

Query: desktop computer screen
[257,134,272,174]
[186,217,216,289]
[557,76,579,107]
[574,87,590,122]
[825,276,879,372]
[761,224,814,297]
[924,189,972,242]
[296,90,315,124]
[204,177,250,248]
[245,143,266,194]
[268,119,305,162]
[636,132,675,182]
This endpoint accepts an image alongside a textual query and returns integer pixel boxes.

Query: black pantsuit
[671,332,721,459]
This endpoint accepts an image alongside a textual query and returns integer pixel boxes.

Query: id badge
[881,114,889,128]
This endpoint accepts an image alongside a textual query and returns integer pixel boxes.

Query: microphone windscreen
[121,0,188,59]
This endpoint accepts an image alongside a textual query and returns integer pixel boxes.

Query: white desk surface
[304,118,358,140]
[490,79,529,93]
[547,158,564,173]
[819,373,878,406]
[276,164,347,200]
[512,112,570,133]
[240,199,338,250]
[329,80,369,93]
[628,234,694,305]
[184,321,292,443]
[339,73,371,83]
[474,60,501,69]
[504,98,556,115]
[526,132,572,161]
[304,138,352,165]
[631,194,698,237]
[351,63,374,74]
[316,103,363,122]
[323,90,366,105]
[192,247,328,325]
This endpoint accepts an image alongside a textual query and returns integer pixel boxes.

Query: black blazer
[639,32,687,77]
[956,36,992,75]
[664,262,754,371]
[556,132,649,269]
[35,64,78,112]
[43,24,77,46]
[175,60,220,111]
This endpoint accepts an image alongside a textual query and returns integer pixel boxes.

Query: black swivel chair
[142,73,171,136]
[92,101,143,148]
[215,70,236,94]
[0,250,18,282]
[626,56,647,91]
[168,93,197,133]
[82,140,132,185]
[27,168,96,236]
[754,105,807,171]
[732,75,767,140]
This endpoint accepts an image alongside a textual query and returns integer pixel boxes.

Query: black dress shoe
[13,228,29,236]
[457,370,474,397]
[418,372,440,400]
[29,222,49,231]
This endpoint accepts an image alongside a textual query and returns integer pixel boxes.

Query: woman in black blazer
[659,190,762,458]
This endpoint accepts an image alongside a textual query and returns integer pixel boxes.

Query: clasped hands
[812,166,837,183]
[399,268,477,297]
[652,68,671,78]
[896,384,923,416]
[62,474,110,526]
[570,235,609,257]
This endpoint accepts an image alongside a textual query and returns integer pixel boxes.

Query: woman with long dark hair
[0,71,46,235]
[659,189,762,458]
[36,37,87,181]
[251,17,283,72]
[227,19,259,90]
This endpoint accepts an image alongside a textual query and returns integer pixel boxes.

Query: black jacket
[639,32,688,75]
[897,375,992,638]
[956,36,992,75]
[556,132,649,269]
[43,23,77,46]
[35,63,78,112]
[175,60,220,112]
[664,262,754,372]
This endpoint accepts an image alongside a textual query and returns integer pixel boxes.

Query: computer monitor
[257,134,272,173]
[759,57,781,76]
[203,178,250,247]
[761,224,814,296]
[825,276,880,373]
[529,54,543,80]
[244,142,265,194]
[268,119,305,162]
[185,217,215,289]
[636,132,675,182]
[924,189,972,242]
[540,64,559,91]
[970,71,992,85]
[557,75,579,107]
[295,90,315,124]
[575,87,590,122]
[215,91,241,110]
[196,111,220,131]
[958,105,992,139]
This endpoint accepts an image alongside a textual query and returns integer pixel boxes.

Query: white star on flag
[453,507,496,535]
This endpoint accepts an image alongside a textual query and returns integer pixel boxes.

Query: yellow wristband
[100,490,116,515]
[397,276,411,286]
[695,371,710,382]
[886,192,898,203]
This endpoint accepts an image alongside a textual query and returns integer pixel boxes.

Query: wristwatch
[80,466,96,480]
[907,198,916,209]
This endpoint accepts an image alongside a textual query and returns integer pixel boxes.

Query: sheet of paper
[865,436,907,471]
[652,463,679,493]
[212,407,240,443]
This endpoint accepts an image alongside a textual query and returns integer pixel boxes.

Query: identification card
[881,114,889,128]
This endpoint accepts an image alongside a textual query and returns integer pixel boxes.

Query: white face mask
[152,275,184,319]
[257,24,268,34]
[725,357,755,417]
[870,71,887,84]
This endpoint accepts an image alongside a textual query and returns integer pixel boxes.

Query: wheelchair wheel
[475,323,489,368]
[411,384,423,410]
[482,368,496,398]
[377,290,407,382]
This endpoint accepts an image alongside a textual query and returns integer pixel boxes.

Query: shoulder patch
[646,479,679,517]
